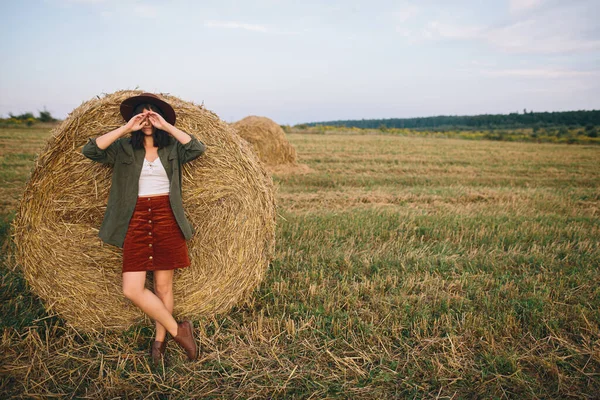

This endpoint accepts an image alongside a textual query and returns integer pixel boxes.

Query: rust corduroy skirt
[122,195,190,273]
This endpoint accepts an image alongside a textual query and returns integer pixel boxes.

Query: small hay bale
[231,116,297,166]
[12,90,275,332]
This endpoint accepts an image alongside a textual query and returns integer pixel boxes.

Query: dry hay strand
[231,116,297,166]
[11,90,275,332]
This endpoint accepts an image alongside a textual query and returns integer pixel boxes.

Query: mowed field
[1,127,599,398]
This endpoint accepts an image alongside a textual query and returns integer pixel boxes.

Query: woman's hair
[129,103,171,149]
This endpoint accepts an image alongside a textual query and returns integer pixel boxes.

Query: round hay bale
[12,90,275,332]
[231,116,297,166]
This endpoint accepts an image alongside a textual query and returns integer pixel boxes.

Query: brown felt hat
[120,92,176,125]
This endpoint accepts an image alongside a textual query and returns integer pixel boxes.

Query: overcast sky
[1,0,599,124]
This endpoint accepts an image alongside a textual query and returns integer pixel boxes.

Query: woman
[82,93,206,365]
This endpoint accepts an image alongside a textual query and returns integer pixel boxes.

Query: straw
[231,116,297,166]
[11,90,276,332]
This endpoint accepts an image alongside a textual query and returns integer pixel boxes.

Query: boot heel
[150,339,167,366]
[173,320,198,361]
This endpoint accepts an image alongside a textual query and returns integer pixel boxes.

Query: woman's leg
[153,269,175,341]
[122,271,179,337]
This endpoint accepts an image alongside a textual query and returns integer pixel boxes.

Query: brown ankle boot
[172,320,198,361]
[150,339,167,366]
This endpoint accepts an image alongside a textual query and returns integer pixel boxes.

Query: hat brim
[120,94,177,125]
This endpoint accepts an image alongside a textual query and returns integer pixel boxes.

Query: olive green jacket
[82,135,206,248]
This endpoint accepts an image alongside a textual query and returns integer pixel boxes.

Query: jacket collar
[126,137,176,177]
[125,137,173,159]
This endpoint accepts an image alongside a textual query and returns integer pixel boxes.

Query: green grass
[1,128,599,398]
[290,124,600,146]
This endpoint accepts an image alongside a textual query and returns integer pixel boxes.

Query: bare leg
[122,271,179,337]
[153,269,175,341]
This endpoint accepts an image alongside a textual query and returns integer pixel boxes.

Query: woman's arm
[147,110,206,163]
[177,136,206,164]
[164,123,192,145]
[82,137,118,164]
[82,113,148,164]
[97,113,147,149]
[147,110,190,145]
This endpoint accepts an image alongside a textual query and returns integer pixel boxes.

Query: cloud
[204,20,268,33]
[51,0,161,19]
[509,0,545,14]
[399,1,600,55]
[64,0,109,3]
[423,20,482,40]
[481,68,600,78]
[51,0,115,4]
[486,14,600,54]
[132,4,158,19]
[394,5,419,23]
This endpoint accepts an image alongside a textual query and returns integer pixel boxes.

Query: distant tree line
[300,110,600,130]
[1,108,57,126]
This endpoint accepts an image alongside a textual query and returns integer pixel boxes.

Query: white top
[138,157,170,196]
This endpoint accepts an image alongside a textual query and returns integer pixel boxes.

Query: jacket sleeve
[177,136,206,164]
[82,137,118,165]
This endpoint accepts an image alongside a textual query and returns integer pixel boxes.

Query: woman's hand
[147,110,172,131]
[124,113,148,134]
[145,110,192,145]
